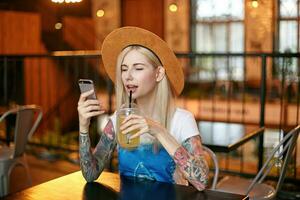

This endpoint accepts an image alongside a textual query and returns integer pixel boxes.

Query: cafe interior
[0,0,299,199]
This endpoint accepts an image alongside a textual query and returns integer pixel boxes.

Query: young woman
[77,27,209,191]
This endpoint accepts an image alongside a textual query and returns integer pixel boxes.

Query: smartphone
[78,79,97,100]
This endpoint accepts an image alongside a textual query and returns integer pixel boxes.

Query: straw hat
[101,26,184,96]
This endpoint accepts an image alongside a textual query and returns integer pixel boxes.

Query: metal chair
[202,145,219,189]
[0,105,42,197]
[216,125,300,200]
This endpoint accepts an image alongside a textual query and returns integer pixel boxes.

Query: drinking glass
[116,103,140,149]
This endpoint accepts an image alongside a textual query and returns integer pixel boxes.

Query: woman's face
[121,49,158,100]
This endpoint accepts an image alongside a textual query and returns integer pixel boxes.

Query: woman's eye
[121,68,128,72]
[136,68,144,71]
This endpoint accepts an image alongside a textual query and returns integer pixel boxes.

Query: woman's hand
[120,114,167,139]
[77,90,105,133]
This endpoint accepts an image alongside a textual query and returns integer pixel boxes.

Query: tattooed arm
[79,119,117,182]
[155,129,209,191]
[173,135,209,191]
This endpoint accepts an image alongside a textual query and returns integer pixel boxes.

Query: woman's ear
[156,66,165,82]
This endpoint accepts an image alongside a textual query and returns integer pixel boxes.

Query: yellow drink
[116,107,140,149]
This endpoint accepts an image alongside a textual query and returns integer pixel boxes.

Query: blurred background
[0,0,299,198]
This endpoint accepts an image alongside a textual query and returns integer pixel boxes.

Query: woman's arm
[156,132,209,191]
[79,119,117,182]
[173,135,209,190]
[77,89,114,182]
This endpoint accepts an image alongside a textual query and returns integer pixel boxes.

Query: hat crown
[101,26,184,96]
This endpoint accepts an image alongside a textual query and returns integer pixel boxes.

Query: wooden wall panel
[122,0,164,38]
[91,0,121,49]
[0,11,77,133]
[63,16,96,50]
[0,11,41,54]
[164,0,189,53]
[23,48,78,132]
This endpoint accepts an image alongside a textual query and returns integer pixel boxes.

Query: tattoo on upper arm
[173,135,209,191]
[79,119,117,182]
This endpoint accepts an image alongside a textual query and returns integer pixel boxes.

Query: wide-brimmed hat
[101,26,184,96]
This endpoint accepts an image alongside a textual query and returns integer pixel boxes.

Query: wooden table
[4,171,249,200]
[199,121,264,152]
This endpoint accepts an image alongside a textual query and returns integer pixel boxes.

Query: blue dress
[118,144,176,183]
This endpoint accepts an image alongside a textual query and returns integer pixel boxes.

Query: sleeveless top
[118,144,176,183]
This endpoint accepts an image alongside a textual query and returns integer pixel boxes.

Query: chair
[216,125,300,200]
[0,105,42,197]
[202,145,219,189]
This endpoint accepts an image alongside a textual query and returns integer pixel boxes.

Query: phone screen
[78,79,97,100]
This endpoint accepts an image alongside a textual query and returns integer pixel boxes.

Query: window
[191,0,245,81]
[279,0,299,52]
[276,0,299,81]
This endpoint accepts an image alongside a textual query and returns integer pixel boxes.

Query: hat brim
[101,26,184,96]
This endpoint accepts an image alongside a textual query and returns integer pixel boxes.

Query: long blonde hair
[115,45,176,132]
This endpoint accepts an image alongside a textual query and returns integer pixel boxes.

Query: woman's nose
[125,69,133,80]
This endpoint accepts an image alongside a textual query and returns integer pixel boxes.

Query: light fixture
[55,22,62,30]
[96,9,105,17]
[51,0,82,3]
[251,0,258,8]
[52,0,64,3]
[168,3,178,12]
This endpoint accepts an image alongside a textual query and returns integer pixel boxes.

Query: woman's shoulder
[173,107,195,119]
[171,107,200,143]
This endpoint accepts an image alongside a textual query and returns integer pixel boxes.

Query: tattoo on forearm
[182,135,204,156]
[79,119,117,182]
[173,136,209,191]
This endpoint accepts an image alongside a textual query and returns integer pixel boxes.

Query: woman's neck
[136,88,158,119]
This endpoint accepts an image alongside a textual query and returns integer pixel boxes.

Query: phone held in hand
[78,79,97,100]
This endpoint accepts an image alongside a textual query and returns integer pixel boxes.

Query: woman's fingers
[79,99,105,113]
[129,127,148,139]
[86,105,101,112]
[85,110,105,118]
[78,90,94,105]
[80,105,104,117]
[121,114,143,124]
[122,123,145,134]
[119,115,150,139]
[77,94,105,126]
[78,104,100,114]
[120,118,144,130]
[78,90,105,133]
[118,115,165,141]
[83,99,101,106]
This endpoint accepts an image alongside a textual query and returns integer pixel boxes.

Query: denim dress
[118,144,176,183]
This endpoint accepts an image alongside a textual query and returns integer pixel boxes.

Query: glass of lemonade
[116,103,140,149]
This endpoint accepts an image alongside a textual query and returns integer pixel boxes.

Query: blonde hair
[115,45,176,131]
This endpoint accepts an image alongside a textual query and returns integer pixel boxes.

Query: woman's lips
[126,85,138,93]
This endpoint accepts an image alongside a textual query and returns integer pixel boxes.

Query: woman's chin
[131,92,141,99]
